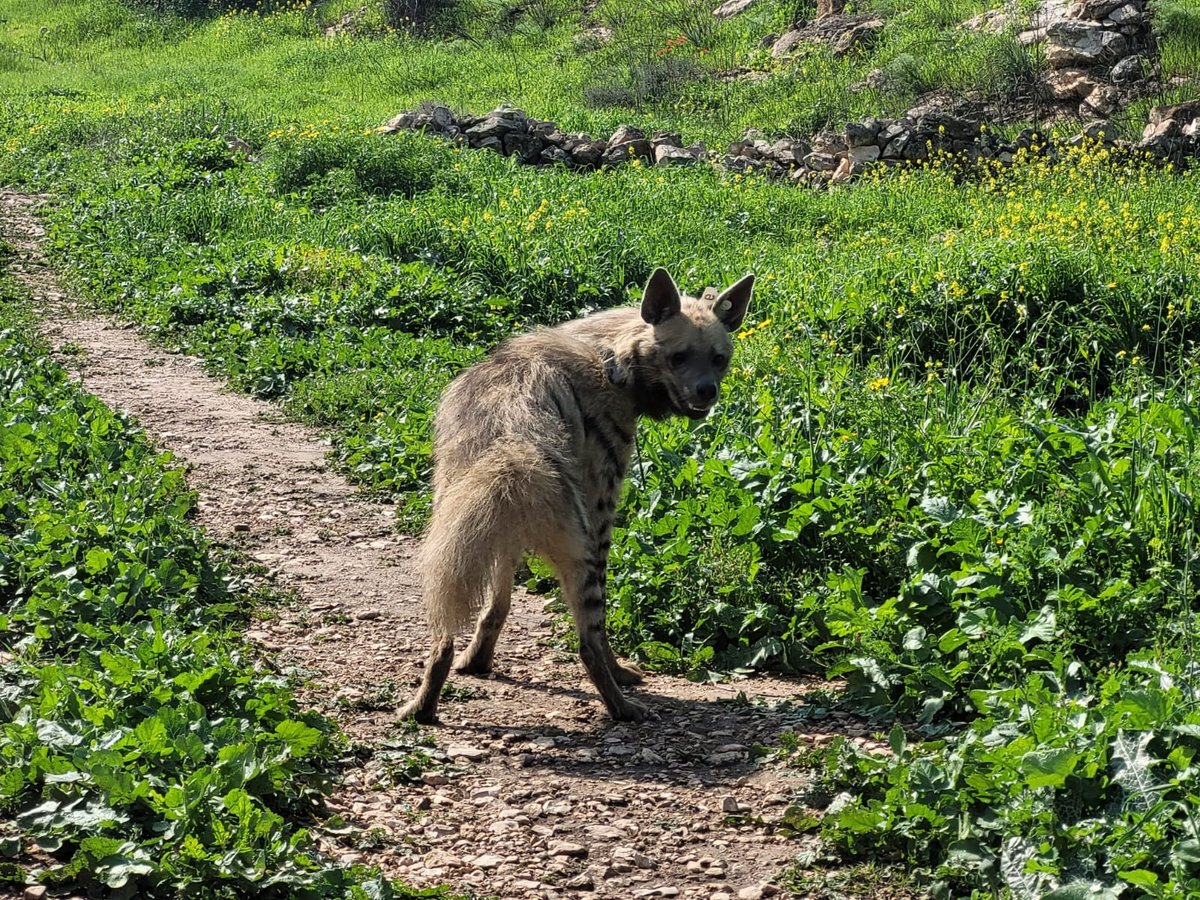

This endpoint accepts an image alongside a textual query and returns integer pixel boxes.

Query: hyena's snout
[682,375,723,417]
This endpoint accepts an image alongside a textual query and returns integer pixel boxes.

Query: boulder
[845,118,882,147]
[1069,0,1127,18]
[655,144,704,166]
[848,144,881,163]
[767,139,809,165]
[503,131,543,162]
[916,113,981,142]
[466,112,524,142]
[1045,68,1097,99]
[1105,3,1144,24]
[713,0,757,17]
[770,30,805,58]
[832,19,885,56]
[803,151,841,171]
[609,124,647,146]
[1045,21,1128,68]
[1148,101,1200,128]
[569,140,607,168]
[1080,84,1120,117]
[540,145,571,166]
[1109,54,1143,84]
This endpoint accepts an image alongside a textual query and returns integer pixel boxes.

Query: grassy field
[4,0,1200,896]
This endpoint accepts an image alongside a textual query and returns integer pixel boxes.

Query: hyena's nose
[697,381,717,405]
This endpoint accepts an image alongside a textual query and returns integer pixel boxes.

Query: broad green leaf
[275,719,325,755]
[1020,748,1079,788]
[1118,869,1159,887]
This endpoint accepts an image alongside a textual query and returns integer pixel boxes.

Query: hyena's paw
[453,651,494,676]
[398,699,438,725]
[612,695,653,722]
[611,661,646,686]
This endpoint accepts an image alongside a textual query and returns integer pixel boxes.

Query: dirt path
[2,190,887,900]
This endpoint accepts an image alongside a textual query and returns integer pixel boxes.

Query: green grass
[0,271,441,897]
[4,0,1200,896]
[0,0,1176,146]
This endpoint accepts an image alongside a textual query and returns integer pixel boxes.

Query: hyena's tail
[417,446,542,640]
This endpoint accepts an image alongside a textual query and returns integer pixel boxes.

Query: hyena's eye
[713,353,728,369]
[668,351,689,368]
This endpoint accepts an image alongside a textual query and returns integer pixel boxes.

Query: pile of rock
[1041,0,1156,117]
[1141,100,1200,163]
[378,100,1200,186]
[768,16,886,59]
[377,104,706,170]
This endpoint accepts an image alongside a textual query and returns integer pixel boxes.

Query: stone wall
[1041,0,1157,118]
[378,98,1200,186]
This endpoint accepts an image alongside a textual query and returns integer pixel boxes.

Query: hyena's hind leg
[455,558,517,675]
[399,635,455,724]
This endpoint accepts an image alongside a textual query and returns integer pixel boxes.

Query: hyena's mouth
[682,400,716,419]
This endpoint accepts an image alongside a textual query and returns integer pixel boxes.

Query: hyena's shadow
[426,674,814,785]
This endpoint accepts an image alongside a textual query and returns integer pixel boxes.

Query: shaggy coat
[401,268,754,722]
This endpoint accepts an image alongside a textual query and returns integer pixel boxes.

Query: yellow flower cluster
[737,317,772,340]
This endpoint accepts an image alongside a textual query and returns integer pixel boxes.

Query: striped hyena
[400,268,755,723]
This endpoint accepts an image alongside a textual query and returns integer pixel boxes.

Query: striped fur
[400,268,754,723]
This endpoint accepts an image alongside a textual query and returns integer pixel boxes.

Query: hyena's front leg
[588,553,645,686]
[455,560,516,675]
[562,555,649,722]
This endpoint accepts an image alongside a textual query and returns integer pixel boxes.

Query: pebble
[585,824,625,840]
[549,840,588,858]
[445,744,488,762]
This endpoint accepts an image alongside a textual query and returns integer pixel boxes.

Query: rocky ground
[1,191,907,900]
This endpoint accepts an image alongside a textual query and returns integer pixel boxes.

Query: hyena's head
[626,268,754,420]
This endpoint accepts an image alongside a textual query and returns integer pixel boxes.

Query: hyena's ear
[713,273,755,332]
[640,268,682,325]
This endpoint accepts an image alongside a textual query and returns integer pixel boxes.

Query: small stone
[472,853,504,869]
[721,796,743,814]
[24,888,48,900]
[355,609,382,621]
[232,522,251,532]
[586,824,625,840]
[445,744,488,761]
[565,873,595,889]
[421,772,450,786]
[550,840,588,858]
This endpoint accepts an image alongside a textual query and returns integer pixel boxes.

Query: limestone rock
[1045,21,1128,68]
[770,30,805,58]
[713,0,757,17]
[832,19,884,56]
